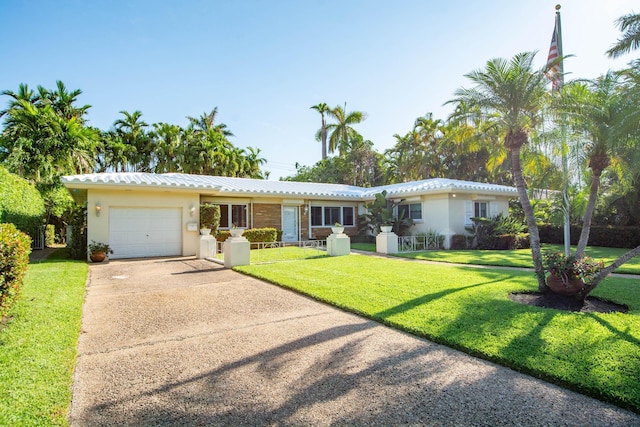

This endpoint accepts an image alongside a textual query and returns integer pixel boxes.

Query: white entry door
[282,206,299,242]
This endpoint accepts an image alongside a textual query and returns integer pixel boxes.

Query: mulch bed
[509,292,628,313]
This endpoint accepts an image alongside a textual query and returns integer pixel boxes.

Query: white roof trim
[61,172,518,199]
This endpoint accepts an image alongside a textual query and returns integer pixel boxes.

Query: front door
[282,206,299,242]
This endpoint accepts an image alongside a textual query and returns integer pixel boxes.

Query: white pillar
[224,235,250,268]
[197,235,216,259]
[327,230,351,256]
[376,230,398,254]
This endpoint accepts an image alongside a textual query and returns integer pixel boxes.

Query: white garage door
[109,207,182,259]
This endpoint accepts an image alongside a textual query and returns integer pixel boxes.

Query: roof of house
[61,172,518,201]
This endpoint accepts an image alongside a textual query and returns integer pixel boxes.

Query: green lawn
[354,243,640,275]
[0,250,87,426]
[235,254,640,412]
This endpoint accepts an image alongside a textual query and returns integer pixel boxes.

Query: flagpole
[554,4,571,257]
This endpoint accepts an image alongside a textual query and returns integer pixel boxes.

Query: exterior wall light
[95,202,102,216]
[189,204,196,217]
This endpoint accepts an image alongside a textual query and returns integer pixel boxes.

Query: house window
[342,207,354,226]
[310,205,355,226]
[474,202,488,218]
[398,203,422,220]
[216,204,248,228]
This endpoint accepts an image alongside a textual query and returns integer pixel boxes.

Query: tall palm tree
[310,103,330,160]
[114,110,151,171]
[448,52,549,291]
[186,107,234,137]
[606,12,640,58]
[557,72,640,293]
[325,104,366,156]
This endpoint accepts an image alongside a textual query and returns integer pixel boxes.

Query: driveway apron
[70,257,640,426]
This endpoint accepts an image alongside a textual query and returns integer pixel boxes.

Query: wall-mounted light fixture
[452,194,457,198]
[303,205,308,216]
[189,204,196,217]
[95,202,102,216]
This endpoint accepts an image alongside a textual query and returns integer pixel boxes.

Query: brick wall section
[252,203,356,240]
[253,204,281,229]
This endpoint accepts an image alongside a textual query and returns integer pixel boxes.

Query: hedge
[0,167,45,236]
[0,223,31,319]
[538,224,640,249]
[215,228,278,243]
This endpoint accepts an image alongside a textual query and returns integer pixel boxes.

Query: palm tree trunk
[510,148,547,291]
[582,245,640,296]
[321,126,327,160]
[575,170,602,258]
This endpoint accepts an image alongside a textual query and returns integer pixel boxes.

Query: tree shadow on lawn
[373,276,507,320]
[436,291,640,413]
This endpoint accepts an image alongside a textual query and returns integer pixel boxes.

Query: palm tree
[114,110,151,171]
[606,12,640,58]
[557,72,640,294]
[186,107,234,137]
[325,104,366,156]
[40,80,91,121]
[310,103,330,160]
[448,52,549,291]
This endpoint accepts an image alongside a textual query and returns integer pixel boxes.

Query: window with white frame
[474,202,488,218]
[310,206,355,226]
[216,204,248,228]
[398,203,422,220]
[465,200,498,226]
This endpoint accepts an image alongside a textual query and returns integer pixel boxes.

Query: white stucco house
[61,172,518,259]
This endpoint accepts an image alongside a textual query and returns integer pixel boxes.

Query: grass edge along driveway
[0,250,87,427]
[235,254,640,414]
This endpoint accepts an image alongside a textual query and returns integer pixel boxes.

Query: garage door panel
[109,208,182,259]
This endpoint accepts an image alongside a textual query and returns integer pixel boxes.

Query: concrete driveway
[70,257,640,426]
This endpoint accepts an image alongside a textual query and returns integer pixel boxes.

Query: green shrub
[495,233,530,250]
[67,206,87,260]
[0,167,45,237]
[538,224,640,248]
[0,223,31,318]
[199,204,221,234]
[215,228,278,243]
[45,224,56,247]
[243,228,277,242]
[451,234,468,249]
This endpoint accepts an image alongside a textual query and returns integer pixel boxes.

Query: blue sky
[0,0,636,179]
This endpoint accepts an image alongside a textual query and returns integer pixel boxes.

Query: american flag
[546,18,563,90]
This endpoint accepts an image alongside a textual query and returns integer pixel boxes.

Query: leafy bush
[467,214,527,250]
[243,228,277,242]
[0,223,31,319]
[215,228,278,243]
[538,224,640,248]
[0,167,45,237]
[45,224,56,247]
[451,234,468,249]
[199,204,221,234]
[67,205,87,260]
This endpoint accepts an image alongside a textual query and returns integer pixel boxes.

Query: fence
[398,234,443,253]
[215,240,328,264]
[31,226,45,250]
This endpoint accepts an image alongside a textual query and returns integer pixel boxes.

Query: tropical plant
[543,251,603,285]
[199,204,221,234]
[310,102,330,160]
[87,240,113,255]
[325,104,366,156]
[447,51,549,291]
[606,12,640,58]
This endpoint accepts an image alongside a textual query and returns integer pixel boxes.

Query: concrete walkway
[69,257,640,426]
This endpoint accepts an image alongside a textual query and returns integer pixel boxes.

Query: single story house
[61,172,518,259]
